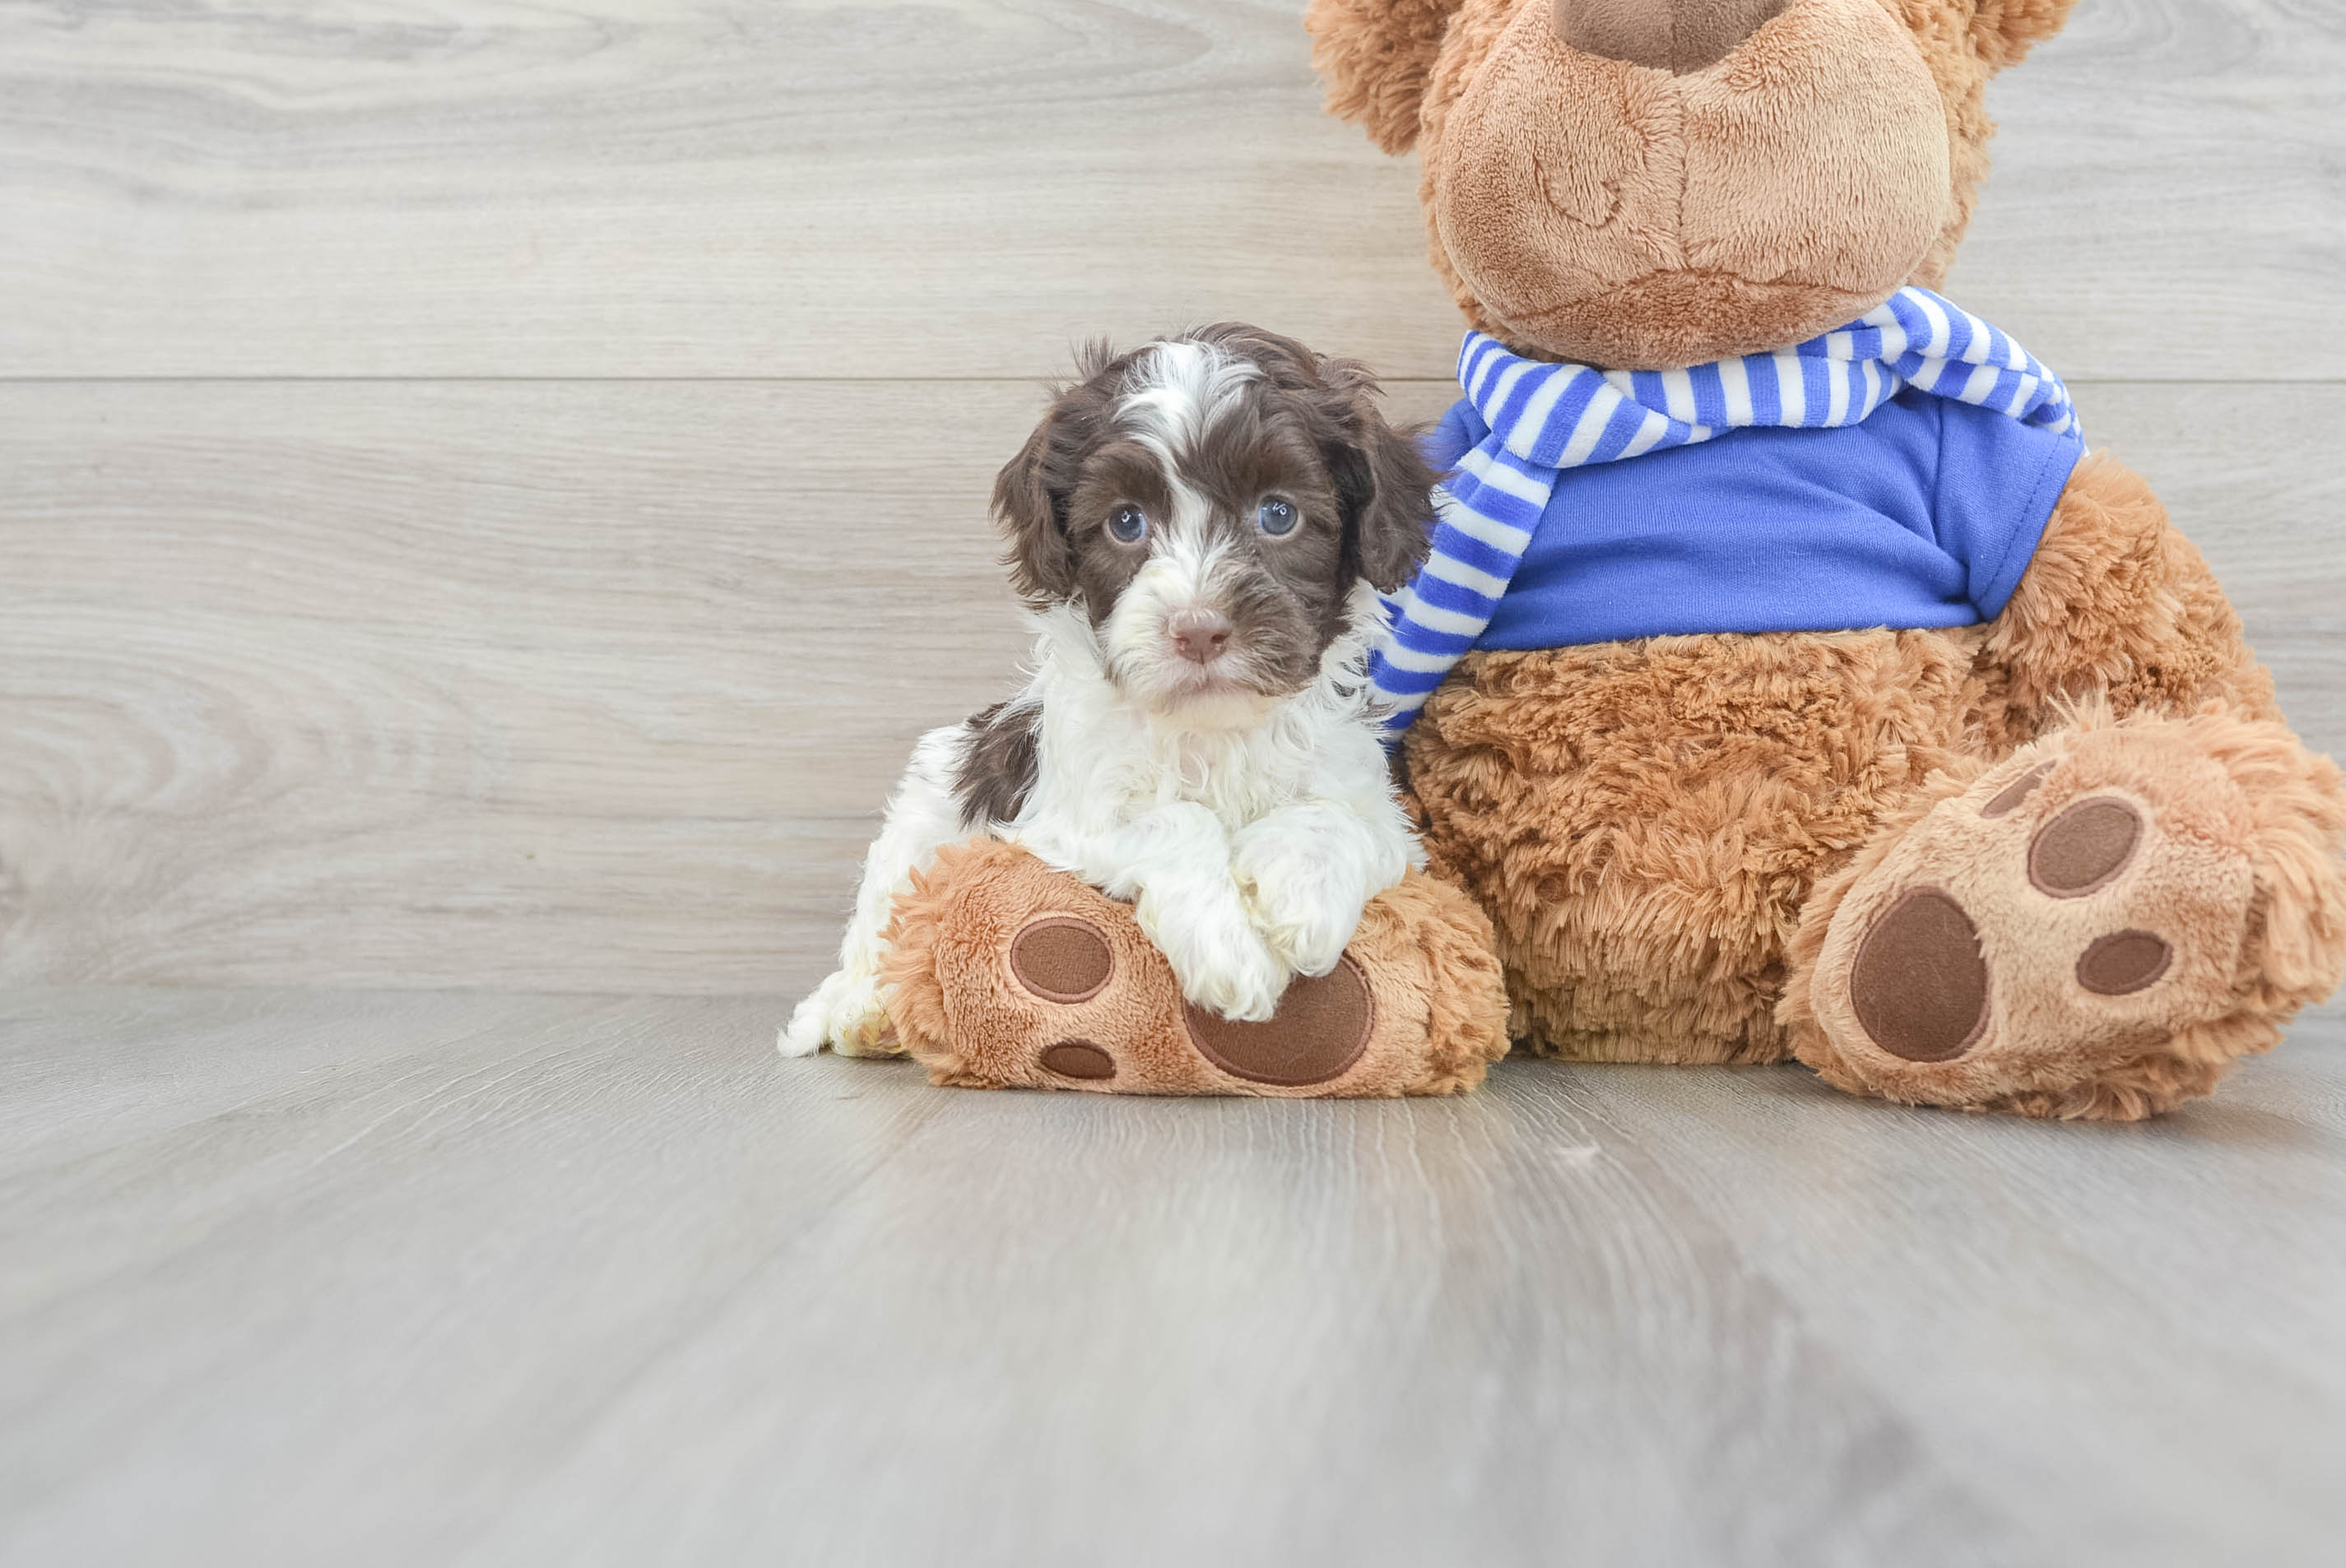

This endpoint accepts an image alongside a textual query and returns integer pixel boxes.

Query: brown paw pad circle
[1038,1040,1117,1080]
[1850,888,1991,1062]
[1182,957,1375,1087]
[1009,916,1113,1003]
[2028,797,2143,898]
[2076,930,2172,996]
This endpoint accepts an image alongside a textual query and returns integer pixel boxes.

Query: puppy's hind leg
[781,726,971,1057]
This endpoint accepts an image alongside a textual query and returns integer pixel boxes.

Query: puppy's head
[992,323,1434,716]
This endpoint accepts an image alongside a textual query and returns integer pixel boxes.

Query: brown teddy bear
[1298,0,2346,1116]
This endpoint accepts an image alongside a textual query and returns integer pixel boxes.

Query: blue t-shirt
[1424,387,2086,650]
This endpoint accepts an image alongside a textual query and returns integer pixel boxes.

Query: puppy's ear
[991,411,1075,605]
[1317,356,1437,594]
[993,352,1114,604]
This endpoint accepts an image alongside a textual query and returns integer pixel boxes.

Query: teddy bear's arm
[1305,0,1468,155]
[1972,452,2281,740]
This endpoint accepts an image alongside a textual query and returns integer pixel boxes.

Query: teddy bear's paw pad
[1036,1039,1118,1082]
[1009,916,1114,1004]
[1979,761,2055,818]
[2075,930,2172,995]
[1847,800,2167,1061]
[1809,731,2261,1112]
[1847,889,1989,1062]
[2028,797,2144,897]
[1182,956,1375,1087]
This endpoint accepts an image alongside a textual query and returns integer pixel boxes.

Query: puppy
[782,323,1435,1057]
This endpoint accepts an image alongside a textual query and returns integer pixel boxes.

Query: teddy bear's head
[1310,0,2078,369]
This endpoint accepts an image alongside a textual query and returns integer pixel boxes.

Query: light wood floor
[3,2,2344,1563]
[4,989,2344,1567]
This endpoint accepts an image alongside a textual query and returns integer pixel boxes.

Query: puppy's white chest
[1137,730,1309,823]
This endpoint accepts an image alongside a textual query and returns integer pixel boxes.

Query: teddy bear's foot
[877,838,1510,1097]
[1784,711,2346,1120]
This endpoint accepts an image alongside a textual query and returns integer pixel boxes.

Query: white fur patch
[1116,339,1259,473]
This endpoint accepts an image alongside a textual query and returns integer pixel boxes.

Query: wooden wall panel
[0,1,2338,379]
[1,380,1035,991]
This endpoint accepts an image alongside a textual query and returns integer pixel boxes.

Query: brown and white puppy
[783,324,1436,1055]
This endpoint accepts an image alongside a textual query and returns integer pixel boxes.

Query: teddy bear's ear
[1314,355,1438,594]
[1968,0,2081,70]
[1306,0,1466,155]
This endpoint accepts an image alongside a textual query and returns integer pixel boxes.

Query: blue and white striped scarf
[1368,287,2079,735]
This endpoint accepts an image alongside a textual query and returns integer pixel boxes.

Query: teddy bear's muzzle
[1431,0,1954,370]
[1551,0,1791,76]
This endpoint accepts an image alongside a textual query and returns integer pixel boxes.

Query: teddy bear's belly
[1405,624,1983,1063]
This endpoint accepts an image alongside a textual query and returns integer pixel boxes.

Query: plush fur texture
[783,326,1437,1060]
[1405,624,1979,1065]
[881,839,1512,1096]
[1313,0,2346,1116]
[1969,454,2283,740]
[1308,0,1469,155]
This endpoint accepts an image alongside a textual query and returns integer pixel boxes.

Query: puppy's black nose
[1168,608,1234,665]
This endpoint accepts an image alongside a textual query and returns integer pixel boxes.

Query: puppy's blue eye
[1108,504,1148,544]
[1256,498,1298,536]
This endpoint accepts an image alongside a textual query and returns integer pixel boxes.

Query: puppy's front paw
[1136,895,1291,1023]
[779,967,900,1058]
[1234,835,1364,979]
